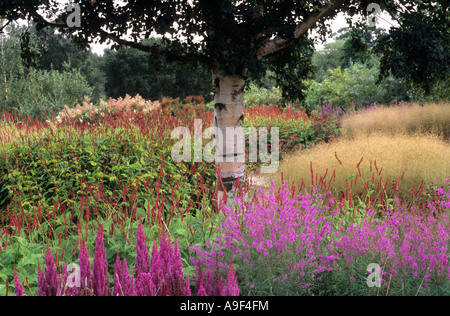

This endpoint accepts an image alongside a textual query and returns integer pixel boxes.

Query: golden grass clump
[266,133,450,203]
[341,102,450,142]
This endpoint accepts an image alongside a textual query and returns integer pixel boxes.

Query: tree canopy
[1,1,448,88]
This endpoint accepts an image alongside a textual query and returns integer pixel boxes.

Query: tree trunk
[212,69,246,206]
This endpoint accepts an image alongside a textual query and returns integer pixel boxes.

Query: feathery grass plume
[341,102,450,141]
[267,133,450,204]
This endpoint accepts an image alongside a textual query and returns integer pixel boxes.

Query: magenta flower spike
[226,262,239,296]
[197,284,207,296]
[78,242,92,295]
[184,276,192,296]
[40,245,59,296]
[37,263,46,296]
[92,225,109,296]
[205,270,214,295]
[14,269,25,297]
[151,240,165,295]
[172,238,184,277]
[113,255,124,296]
[136,223,150,280]
[195,265,204,295]
[114,256,136,296]
[137,273,156,296]
[159,234,171,270]
[213,274,226,296]
[60,262,76,297]
[167,238,186,296]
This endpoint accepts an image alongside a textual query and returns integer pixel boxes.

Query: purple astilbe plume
[192,264,239,296]
[212,273,226,296]
[194,265,204,295]
[78,242,92,296]
[114,256,136,296]
[92,225,110,296]
[151,234,185,296]
[25,224,239,296]
[150,240,166,295]
[185,276,192,296]
[204,270,214,295]
[197,284,207,296]
[137,273,156,296]
[165,238,187,296]
[135,223,150,280]
[59,263,69,296]
[60,262,77,296]
[37,262,46,296]
[225,261,239,296]
[38,246,59,296]
[113,255,124,296]
[14,269,25,297]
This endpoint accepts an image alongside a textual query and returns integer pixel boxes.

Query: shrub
[54,95,211,123]
[341,102,450,142]
[0,109,218,241]
[267,133,450,206]
[243,83,282,108]
[244,106,340,164]
[3,68,93,120]
[304,63,410,112]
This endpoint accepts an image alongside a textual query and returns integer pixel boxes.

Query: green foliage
[101,41,212,102]
[243,82,281,108]
[374,4,450,95]
[0,123,216,218]
[0,23,95,119]
[34,27,107,103]
[0,66,92,119]
[312,39,346,81]
[244,106,340,162]
[263,36,316,103]
[304,62,410,111]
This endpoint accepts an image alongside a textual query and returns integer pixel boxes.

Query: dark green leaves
[374,4,450,95]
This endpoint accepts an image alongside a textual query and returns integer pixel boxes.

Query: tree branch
[29,11,207,65]
[0,20,11,33]
[97,29,208,64]
[256,0,344,58]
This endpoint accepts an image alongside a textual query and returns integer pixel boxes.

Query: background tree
[34,26,107,102]
[1,0,448,200]
[0,22,93,117]
[374,1,449,97]
[101,39,212,102]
